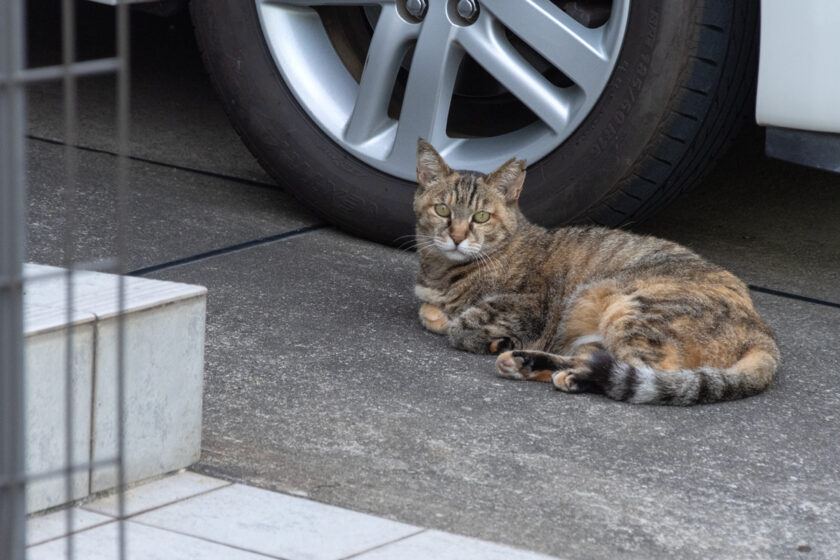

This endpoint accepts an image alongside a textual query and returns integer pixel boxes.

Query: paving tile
[132,484,420,560]
[83,472,229,518]
[27,508,113,547]
[356,530,560,560]
[26,521,272,560]
[25,139,317,272]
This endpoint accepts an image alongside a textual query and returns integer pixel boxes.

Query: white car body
[756,0,840,133]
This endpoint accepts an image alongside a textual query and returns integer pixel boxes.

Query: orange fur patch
[563,284,622,345]
[528,370,555,383]
[419,303,448,334]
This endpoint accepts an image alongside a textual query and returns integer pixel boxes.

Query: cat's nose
[450,224,468,244]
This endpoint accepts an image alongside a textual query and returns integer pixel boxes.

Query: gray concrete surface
[23,6,840,560]
[27,3,272,184]
[26,140,317,271]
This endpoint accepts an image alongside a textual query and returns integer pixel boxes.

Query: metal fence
[1,1,130,558]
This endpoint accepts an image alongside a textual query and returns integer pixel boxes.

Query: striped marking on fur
[587,349,776,405]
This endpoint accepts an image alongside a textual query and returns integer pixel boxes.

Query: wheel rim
[256,0,629,181]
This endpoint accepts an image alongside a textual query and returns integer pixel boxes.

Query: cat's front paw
[495,350,571,383]
[419,303,449,334]
[448,306,521,354]
[495,351,526,379]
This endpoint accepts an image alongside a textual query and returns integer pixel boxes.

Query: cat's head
[414,139,526,262]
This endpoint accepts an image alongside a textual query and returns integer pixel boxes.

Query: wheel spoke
[479,0,609,95]
[458,18,570,134]
[390,9,464,167]
[345,6,418,144]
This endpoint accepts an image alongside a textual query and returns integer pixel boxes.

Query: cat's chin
[440,249,473,262]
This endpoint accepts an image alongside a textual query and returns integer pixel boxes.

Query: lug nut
[406,0,428,19]
[456,0,479,20]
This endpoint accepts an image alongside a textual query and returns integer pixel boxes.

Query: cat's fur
[413,139,779,405]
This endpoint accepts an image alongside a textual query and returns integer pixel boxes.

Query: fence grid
[0,1,130,558]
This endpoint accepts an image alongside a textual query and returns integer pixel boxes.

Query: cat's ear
[417,139,452,187]
[485,157,527,201]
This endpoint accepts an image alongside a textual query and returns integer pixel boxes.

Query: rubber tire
[190,0,758,243]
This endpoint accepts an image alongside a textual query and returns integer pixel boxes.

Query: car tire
[191,0,758,244]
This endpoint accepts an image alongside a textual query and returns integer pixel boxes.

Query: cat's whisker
[487,255,500,288]
[476,250,500,288]
[490,253,503,284]
[487,252,502,288]
[402,243,436,255]
[397,236,438,253]
[474,252,487,287]
[477,251,497,289]
[482,254,494,288]
[396,235,434,250]
[477,252,490,286]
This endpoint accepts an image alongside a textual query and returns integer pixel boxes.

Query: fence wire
[1,0,28,557]
[0,1,130,558]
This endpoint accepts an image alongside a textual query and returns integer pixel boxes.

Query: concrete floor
[25,6,840,560]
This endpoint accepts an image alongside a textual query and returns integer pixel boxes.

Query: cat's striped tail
[586,346,779,405]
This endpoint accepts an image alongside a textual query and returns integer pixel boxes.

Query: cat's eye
[473,211,491,223]
[434,204,451,217]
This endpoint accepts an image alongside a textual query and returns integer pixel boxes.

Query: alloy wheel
[256,0,629,180]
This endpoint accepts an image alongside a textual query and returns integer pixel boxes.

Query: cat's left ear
[417,139,452,188]
[485,157,527,201]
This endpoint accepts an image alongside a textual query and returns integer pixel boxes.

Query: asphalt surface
[25,6,840,559]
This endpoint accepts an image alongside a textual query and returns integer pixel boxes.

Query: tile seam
[26,517,116,549]
[748,284,840,310]
[80,478,234,520]
[124,518,286,559]
[27,134,280,190]
[338,528,429,560]
[128,224,328,277]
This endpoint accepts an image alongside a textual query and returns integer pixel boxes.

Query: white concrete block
[23,264,207,509]
[24,304,96,514]
[90,297,206,492]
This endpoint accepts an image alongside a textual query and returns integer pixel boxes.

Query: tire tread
[591,0,759,227]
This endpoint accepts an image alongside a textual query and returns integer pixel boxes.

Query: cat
[413,139,779,405]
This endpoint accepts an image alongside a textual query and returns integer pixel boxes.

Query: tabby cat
[413,140,779,405]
